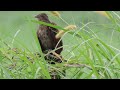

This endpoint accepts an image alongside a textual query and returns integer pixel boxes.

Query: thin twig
[64,63,92,70]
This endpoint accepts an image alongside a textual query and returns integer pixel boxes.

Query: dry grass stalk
[56,25,77,39]
[94,11,110,19]
[50,11,60,17]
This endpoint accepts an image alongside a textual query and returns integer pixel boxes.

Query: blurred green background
[0,11,120,57]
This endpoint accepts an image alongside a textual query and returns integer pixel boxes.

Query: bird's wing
[37,29,45,52]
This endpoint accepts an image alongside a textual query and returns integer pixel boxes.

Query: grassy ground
[0,11,120,79]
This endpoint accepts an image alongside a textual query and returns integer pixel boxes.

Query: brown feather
[35,13,63,63]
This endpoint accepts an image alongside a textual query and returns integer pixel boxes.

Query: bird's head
[35,13,49,22]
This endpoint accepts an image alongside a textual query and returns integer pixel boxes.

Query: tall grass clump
[0,11,120,79]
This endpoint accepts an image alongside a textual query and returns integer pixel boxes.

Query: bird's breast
[39,29,53,49]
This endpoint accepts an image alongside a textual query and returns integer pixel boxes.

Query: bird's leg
[51,51,63,61]
[44,49,62,63]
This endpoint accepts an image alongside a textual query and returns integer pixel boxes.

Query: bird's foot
[45,54,62,64]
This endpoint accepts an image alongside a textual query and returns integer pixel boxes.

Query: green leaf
[31,20,67,31]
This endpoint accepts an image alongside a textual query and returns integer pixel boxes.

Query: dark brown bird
[35,13,63,63]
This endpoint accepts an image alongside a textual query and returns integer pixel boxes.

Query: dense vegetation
[0,11,120,79]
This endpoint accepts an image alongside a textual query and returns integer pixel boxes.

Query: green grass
[0,11,120,79]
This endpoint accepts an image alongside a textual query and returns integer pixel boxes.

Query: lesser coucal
[35,13,63,63]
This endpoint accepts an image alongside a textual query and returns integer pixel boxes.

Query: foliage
[0,11,120,79]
